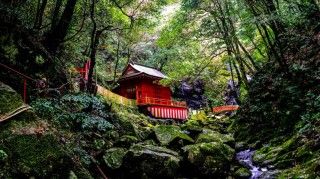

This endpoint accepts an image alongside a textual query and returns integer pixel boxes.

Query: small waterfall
[236,150,269,179]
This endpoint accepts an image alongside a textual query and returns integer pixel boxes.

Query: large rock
[0,82,24,115]
[154,125,194,146]
[252,136,298,168]
[234,167,251,178]
[0,84,75,178]
[182,142,235,177]
[103,148,128,169]
[122,144,181,178]
[181,119,203,138]
[114,135,139,148]
[0,133,72,178]
[196,129,235,147]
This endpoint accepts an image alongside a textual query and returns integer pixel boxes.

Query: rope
[0,62,36,81]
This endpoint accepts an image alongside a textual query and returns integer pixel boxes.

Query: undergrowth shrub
[31,93,113,132]
[234,28,320,144]
[0,150,8,161]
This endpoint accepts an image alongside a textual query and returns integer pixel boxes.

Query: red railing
[76,60,91,80]
[0,63,36,103]
[137,97,187,108]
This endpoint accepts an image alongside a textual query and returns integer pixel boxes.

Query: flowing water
[236,149,275,179]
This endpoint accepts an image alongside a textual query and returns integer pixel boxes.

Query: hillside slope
[0,82,244,178]
[233,24,320,178]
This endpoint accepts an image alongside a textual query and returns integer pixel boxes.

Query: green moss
[110,103,154,140]
[129,144,179,157]
[234,167,251,178]
[275,159,295,169]
[196,129,234,146]
[115,135,139,148]
[253,145,285,166]
[103,148,128,169]
[163,156,180,176]
[190,111,207,121]
[125,144,181,178]
[0,134,71,177]
[253,136,299,167]
[182,142,234,176]
[154,125,194,146]
[252,132,320,177]
[0,89,74,177]
[0,150,8,161]
[0,82,24,115]
[201,156,222,175]
[184,142,234,163]
[94,139,106,150]
[183,119,201,128]
[252,150,267,165]
[295,145,313,161]
[72,167,94,179]
[69,171,78,179]
[279,136,298,153]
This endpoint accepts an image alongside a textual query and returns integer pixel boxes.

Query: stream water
[236,149,270,179]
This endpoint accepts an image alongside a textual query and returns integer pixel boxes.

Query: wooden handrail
[137,97,187,108]
[0,63,35,81]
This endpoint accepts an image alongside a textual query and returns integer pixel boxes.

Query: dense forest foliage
[0,0,320,178]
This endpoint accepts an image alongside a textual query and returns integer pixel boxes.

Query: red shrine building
[115,63,188,121]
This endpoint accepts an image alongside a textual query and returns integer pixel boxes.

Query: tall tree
[44,0,78,54]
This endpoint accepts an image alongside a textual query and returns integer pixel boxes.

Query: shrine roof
[120,63,167,80]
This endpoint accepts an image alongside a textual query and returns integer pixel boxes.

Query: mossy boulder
[122,144,181,178]
[234,167,251,178]
[182,142,235,176]
[181,120,203,138]
[111,104,153,137]
[253,136,299,168]
[196,129,235,147]
[253,146,285,167]
[0,82,24,115]
[182,118,201,128]
[277,156,320,178]
[103,130,120,140]
[114,135,139,148]
[154,125,194,146]
[114,113,153,140]
[0,87,72,178]
[252,150,267,166]
[0,150,8,162]
[0,134,72,178]
[235,142,247,151]
[103,148,128,169]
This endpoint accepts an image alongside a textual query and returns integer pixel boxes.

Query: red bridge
[212,105,239,113]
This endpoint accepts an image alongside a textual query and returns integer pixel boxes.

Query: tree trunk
[232,60,242,86]
[45,0,78,53]
[51,0,63,31]
[237,38,260,70]
[113,40,121,83]
[87,0,97,92]
[34,0,48,29]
